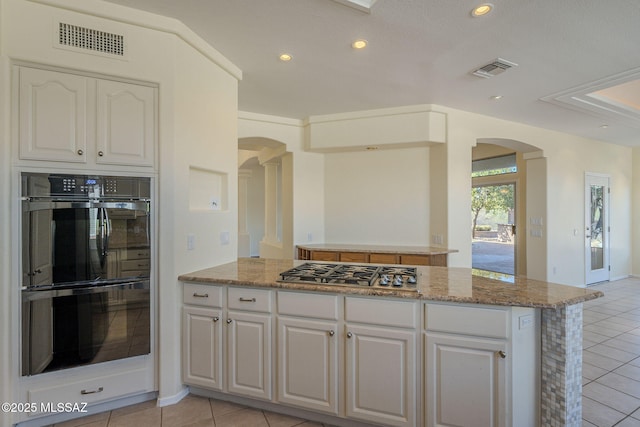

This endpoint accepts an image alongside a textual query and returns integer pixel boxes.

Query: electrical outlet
[187,234,195,251]
[220,231,230,245]
[519,314,534,329]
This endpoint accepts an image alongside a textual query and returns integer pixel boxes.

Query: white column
[238,169,252,257]
[263,160,280,245]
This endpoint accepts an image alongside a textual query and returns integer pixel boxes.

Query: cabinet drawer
[426,303,510,339]
[345,297,417,328]
[228,287,272,312]
[369,253,398,264]
[278,291,339,320]
[183,283,223,308]
[28,368,149,414]
[339,252,368,263]
[121,259,150,271]
[123,249,151,260]
[400,254,430,266]
[311,251,339,261]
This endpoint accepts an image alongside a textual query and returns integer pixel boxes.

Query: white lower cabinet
[277,316,339,414]
[424,303,539,427]
[345,324,416,427]
[182,285,539,427]
[425,333,507,427]
[345,296,418,427]
[276,291,339,415]
[182,284,224,390]
[226,310,272,400]
[183,306,223,390]
[225,287,274,401]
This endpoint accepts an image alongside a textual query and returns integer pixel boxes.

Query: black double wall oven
[21,173,152,376]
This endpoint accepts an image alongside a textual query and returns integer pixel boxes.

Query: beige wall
[633,148,640,277]
[323,146,430,245]
[238,112,326,255]
[434,106,633,285]
[242,106,635,286]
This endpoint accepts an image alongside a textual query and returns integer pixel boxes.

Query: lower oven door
[21,280,150,376]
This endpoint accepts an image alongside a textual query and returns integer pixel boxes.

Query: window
[472,154,517,177]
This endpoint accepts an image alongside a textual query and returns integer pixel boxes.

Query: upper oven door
[22,200,150,288]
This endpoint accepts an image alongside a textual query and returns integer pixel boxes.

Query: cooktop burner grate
[278,263,418,289]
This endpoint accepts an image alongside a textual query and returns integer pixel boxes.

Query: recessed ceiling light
[600,124,609,129]
[279,53,292,62]
[471,3,494,17]
[490,95,503,100]
[352,39,368,49]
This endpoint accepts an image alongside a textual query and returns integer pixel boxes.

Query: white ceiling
[105,0,640,146]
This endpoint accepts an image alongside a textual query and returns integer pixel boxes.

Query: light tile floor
[583,277,640,426]
[52,395,330,427]
[52,277,640,427]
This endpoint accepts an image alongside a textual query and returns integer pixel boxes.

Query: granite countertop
[296,243,458,255]
[178,258,603,309]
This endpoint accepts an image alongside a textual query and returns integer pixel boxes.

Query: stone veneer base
[541,304,583,426]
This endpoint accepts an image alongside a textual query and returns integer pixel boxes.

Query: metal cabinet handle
[226,319,232,324]
[347,332,353,339]
[81,387,103,395]
[328,330,335,336]
[239,297,257,302]
[98,151,104,157]
[213,316,219,322]
[497,350,506,359]
[193,293,208,298]
[77,149,84,155]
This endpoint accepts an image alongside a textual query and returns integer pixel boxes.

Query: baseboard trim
[157,386,189,407]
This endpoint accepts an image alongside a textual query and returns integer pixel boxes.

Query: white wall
[323,147,430,245]
[160,36,238,402]
[0,50,12,427]
[0,0,240,415]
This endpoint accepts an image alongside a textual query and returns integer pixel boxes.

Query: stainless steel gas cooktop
[278,262,418,290]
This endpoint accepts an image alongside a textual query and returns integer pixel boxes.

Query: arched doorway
[238,137,293,259]
[472,139,546,280]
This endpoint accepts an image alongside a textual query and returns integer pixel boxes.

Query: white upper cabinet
[19,67,88,163]
[96,79,155,167]
[17,66,156,169]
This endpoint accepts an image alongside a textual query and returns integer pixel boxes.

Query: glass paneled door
[585,174,610,285]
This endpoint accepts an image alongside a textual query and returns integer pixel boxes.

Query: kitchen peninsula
[297,243,458,266]
[179,258,602,427]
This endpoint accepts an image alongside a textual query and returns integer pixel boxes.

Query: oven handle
[22,280,150,301]
[23,200,149,212]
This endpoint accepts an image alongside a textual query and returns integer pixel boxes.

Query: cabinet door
[425,333,507,427]
[183,306,223,390]
[227,311,272,400]
[277,317,338,415]
[96,79,155,167]
[19,67,87,162]
[345,324,416,427]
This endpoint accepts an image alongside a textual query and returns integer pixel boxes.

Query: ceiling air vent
[472,58,518,79]
[58,22,124,56]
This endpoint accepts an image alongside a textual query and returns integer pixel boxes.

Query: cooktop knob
[408,276,417,284]
[392,276,404,287]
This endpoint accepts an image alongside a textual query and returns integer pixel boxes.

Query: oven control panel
[22,173,150,199]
